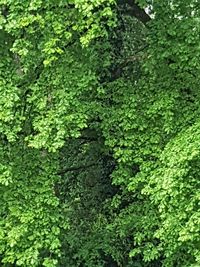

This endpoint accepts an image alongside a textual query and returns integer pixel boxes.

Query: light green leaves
[0,0,200,266]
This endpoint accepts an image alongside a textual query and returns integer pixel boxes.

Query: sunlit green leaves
[0,0,200,266]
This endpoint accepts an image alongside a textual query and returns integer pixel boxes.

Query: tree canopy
[0,0,200,266]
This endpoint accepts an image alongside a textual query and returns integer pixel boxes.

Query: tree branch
[109,44,148,82]
[58,162,98,175]
[118,0,151,26]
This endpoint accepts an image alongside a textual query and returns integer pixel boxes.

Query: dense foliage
[0,0,200,266]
